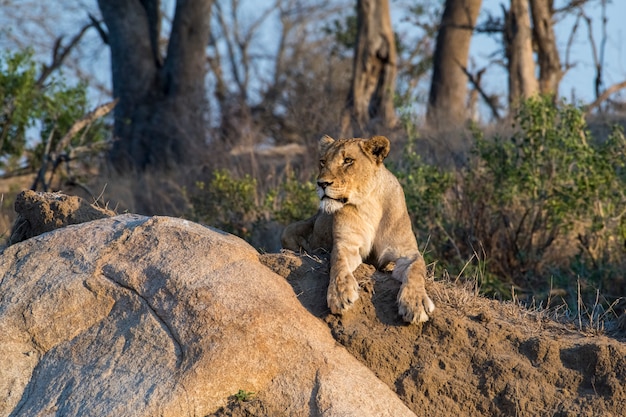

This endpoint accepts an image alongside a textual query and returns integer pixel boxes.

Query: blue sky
[469,0,626,105]
[2,0,624,118]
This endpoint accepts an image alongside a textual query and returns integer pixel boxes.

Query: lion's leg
[392,254,435,323]
[281,214,317,252]
[327,244,361,315]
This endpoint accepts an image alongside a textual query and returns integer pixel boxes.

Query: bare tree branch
[584,80,626,115]
[579,1,609,103]
[57,100,118,152]
[31,100,117,191]
[213,1,246,97]
[554,0,592,15]
[458,61,501,121]
[88,13,109,45]
[581,10,601,99]
[563,11,582,74]
[38,21,95,86]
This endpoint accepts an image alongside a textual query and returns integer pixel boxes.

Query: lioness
[281,135,435,323]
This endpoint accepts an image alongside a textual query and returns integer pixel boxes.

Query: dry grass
[429,251,625,340]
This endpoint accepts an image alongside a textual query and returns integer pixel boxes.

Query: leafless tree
[97,0,213,172]
[575,0,626,112]
[341,0,397,137]
[505,0,538,107]
[427,0,483,130]
[0,1,111,98]
[529,0,561,97]
[208,0,351,151]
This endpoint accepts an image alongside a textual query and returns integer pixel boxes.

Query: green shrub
[0,49,106,173]
[0,49,40,168]
[265,174,318,225]
[391,137,453,237]
[189,169,259,237]
[457,96,626,299]
[189,170,318,239]
[233,389,255,402]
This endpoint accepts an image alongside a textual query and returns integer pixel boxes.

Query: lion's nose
[317,180,333,189]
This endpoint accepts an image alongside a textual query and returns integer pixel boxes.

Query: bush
[265,174,318,225]
[190,170,259,237]
[0,49,106,174]
[447,96,626,301]
[188,170,318,238]
[390,135,453,248]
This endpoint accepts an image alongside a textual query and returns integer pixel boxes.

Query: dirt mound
[9,189,115,245]
[261,251,626,417]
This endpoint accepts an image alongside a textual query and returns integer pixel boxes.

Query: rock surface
[0,214,415,417]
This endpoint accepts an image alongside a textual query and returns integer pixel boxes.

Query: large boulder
[0,214,415,417]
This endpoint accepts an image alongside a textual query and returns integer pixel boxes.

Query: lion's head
[316,135,391,214]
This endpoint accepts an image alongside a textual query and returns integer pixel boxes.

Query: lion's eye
[319,159,326,168]
[343,157,354,166]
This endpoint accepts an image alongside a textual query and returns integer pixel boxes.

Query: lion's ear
[364,136,390,163]
[319,135,335,154]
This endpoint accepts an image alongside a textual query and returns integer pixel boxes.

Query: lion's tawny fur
[281,135,434,323]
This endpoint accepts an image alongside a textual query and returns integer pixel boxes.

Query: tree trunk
[427,0,482,130]
[505,0,538,107]
[529,0,561,96]
[341,0,397,137]
[98,0,212,171]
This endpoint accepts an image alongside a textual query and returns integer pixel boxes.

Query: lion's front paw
[327,273,360,315]
[397,285,435,324]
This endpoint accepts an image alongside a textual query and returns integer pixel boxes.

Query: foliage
[390,121,453,238]
[190,170,259,237]
[389,97,626,305]
[189,170,318,238]
[476,97,621,232]
[0,49,39,166]
[265,174,318,225]
[233,389,255,402]
[449,96,626,300]
[0,49,106,174]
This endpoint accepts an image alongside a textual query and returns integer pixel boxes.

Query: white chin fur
[320,198,344,214]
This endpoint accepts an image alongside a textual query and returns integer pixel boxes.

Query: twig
[57,100,118,152]
[554,0,592,15]
[457,61,502,121]
[436,219,462,262]
[563,12,582,74]
[30,100,117,191]
[89,13,109,45]
[584,80,626,115]
[37,21,95,87]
